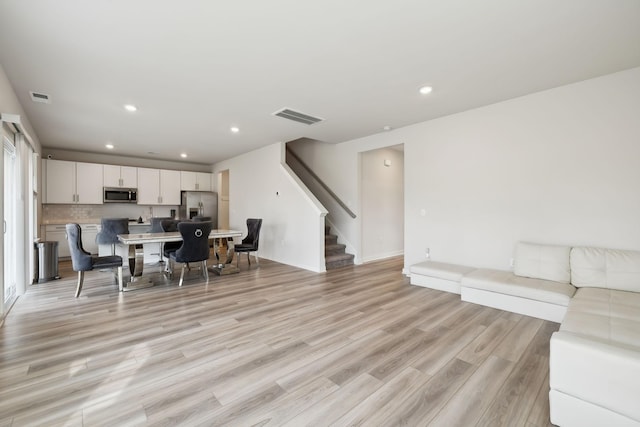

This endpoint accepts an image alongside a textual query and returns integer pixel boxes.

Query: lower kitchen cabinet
[45,224,99,258]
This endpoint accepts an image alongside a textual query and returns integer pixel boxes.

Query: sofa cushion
[570,247,640,292]
[513,242,571,283]
[461,268,576,306]
[560,288,640,351]
[409,261,474,282]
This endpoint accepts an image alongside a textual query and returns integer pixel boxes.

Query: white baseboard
[361,250,404,264]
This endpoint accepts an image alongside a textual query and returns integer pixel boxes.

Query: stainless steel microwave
[103,187,137,203]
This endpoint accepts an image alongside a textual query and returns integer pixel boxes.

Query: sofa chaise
[409,242,640,426]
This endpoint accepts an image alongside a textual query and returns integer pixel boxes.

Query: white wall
[361,147,404,262]
[213,142,328,272]
[291,67,640,273]
[0,64,41,153]
[288,135,398,262]
[403,67,640,271]
[288,140,406,265]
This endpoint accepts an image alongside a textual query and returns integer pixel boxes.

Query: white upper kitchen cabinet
[161,169,181,204]
[180,171,212,192]
[75,163,104,204]
[44,159,74,203]
[137,168,181,205]
[44,159,103,204]
[137,167,160,205]
[104,165,137,188]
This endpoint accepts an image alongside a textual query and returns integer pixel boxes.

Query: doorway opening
[217,170,230,229]
[359,144,404,263]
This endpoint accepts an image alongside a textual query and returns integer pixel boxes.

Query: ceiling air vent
[30,91,51,104]
[273,108,324,125]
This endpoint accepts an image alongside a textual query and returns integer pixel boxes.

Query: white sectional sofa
[409,242,640,426]
[461,242,577,323]
[409,260,474,294]
[549,247,640,427]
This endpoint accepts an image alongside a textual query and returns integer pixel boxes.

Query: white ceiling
[1,1,639,165]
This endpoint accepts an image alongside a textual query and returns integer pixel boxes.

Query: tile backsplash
[42,204,178,224]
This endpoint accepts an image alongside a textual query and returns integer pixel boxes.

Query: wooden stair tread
[325,226,354,269]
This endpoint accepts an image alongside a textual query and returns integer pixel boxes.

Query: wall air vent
[273,108,324,125]
[30,91,51,104]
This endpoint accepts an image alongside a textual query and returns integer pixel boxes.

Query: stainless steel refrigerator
[179,191,218,228]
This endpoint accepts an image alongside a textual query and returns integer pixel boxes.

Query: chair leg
[75,271,85,298]
[179,264,186,287]
[247,253,251,266]
[159,243,165,264]
[166,258,173,277]
[254,252,259,265]
[202,260,209,283]
[117,266,123,292]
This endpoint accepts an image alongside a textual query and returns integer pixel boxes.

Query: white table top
[118,229,242,244]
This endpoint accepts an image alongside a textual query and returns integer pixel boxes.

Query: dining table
[117,229,243,290]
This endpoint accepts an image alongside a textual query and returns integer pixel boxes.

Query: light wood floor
[0,256,557,426]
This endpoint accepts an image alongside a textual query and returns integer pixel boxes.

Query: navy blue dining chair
[168,221,212,286]
[66,223,123,297]
[160,219,182,260]
[150,217,173,264]
[95,218,129,256]
[235,218,262,268]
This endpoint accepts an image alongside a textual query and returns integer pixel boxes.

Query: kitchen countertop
[42,220,152,226]
[42,219,100,225]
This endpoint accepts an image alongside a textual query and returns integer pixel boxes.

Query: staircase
[325,225,354,270]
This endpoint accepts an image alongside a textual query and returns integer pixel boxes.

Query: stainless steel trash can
[35,241,60,283]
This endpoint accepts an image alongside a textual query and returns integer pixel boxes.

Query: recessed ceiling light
[180,153,187,158]
[124,104,137,112]
[230,126,240,133]
[419,86,433,95]
[105,143,114,149]
[383,126,392,131]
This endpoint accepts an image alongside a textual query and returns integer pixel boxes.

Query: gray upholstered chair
[192,216,214,248]
[150,217,173,232]
[161,219,182,259]
[169,221,212,286]
[66,223,123,297]
[95,218,129,255]
[150,217,173,263]
[235,218,262,268]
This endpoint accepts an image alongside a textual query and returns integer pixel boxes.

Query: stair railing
[286,147,357,219]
